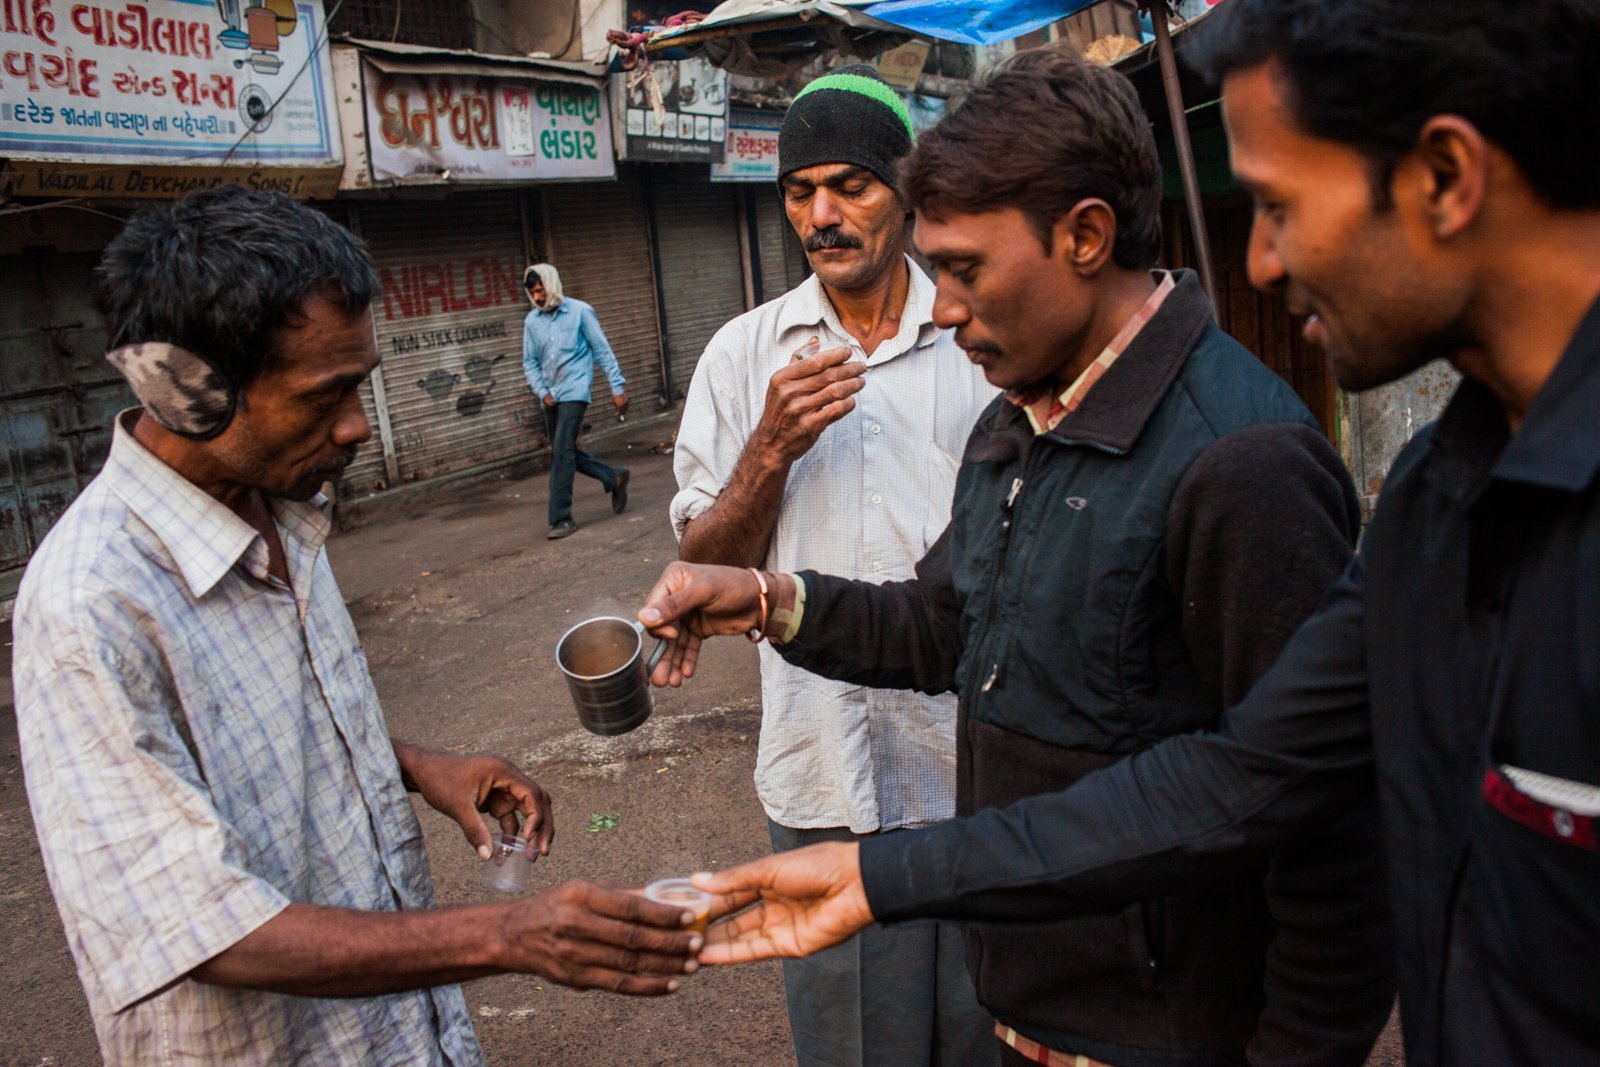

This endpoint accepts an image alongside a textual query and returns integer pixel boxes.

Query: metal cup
[556,616,669,736]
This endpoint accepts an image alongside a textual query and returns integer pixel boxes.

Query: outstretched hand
[394,742,554,860]
[688,842,874,965]
[500,880,705,996]
[637,562,770,686]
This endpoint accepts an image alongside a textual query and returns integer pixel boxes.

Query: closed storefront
[752,188,810,304]
[0,250,132,575]
[544,170,666,410]
[346,192,537,492]
[651,173,747,399]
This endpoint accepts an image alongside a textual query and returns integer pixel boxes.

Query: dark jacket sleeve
[858,547,1374,920]
[1165,424,1394,1067]
[774,524,964,696]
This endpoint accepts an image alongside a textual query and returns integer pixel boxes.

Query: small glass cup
[480,831,536,893]
[643,878,714,933]
[792,338,854,364]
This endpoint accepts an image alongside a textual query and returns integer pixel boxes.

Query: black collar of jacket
[1426,289,1600,504]
[965,269,1213,465]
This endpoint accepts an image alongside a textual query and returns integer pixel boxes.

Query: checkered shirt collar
[774,255,942,357]
[104,408,332,599]
[1006,270,1177,435]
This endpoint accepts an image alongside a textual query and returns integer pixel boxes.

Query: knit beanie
[778,64,914,189]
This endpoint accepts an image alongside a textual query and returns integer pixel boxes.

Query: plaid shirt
[672,259,997,832]
[1006,272,1176,434]
[14,411,482,1066]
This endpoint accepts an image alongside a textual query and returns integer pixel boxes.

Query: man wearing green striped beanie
[669,62,997,1067]
[777,64,914,197]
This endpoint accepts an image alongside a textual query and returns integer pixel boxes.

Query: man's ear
[1050,199,1118,275]
[1409,115,1489,240]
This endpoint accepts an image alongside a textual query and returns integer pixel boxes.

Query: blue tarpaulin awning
[860,0,1103,46]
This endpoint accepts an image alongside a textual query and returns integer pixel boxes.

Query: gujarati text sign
[364,69,614,183]
[0,0,338,164]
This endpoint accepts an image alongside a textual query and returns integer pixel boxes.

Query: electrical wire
[216,0,347,171]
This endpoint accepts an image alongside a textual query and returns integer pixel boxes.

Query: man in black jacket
[642,46,1393,1067]
[645,2,1600,1063]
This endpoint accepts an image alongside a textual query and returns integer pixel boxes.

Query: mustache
[955,332,1000,356]
[313,452,356,477]
[804,228,863,252]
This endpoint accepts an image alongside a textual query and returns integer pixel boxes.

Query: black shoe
[547,519,578,540]
[611,468,630,514]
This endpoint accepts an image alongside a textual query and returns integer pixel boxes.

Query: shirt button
[1553,810,1575,838]
[875,701,885,710]
[871,424,881,434]
[871,493,882,504]
[872,561,883,572]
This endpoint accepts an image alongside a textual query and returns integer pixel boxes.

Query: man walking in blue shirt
[521,263,630,539]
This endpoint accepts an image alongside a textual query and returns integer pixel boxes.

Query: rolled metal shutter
[544,170,664,409]
[652,176,747,399]
[753,188,810,303]
[353,193,535,488]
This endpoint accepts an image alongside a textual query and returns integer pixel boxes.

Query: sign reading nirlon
[610,58,727,164]
[0,0,339,167]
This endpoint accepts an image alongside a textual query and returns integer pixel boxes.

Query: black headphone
[105,339,238,440]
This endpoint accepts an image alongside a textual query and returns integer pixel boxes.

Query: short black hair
[1189,0,1600,211]
[903,45,1162,270]
[97,185,379,397]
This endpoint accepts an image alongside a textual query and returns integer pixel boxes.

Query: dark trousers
[542,400,615,525]
[768,819,997,1067]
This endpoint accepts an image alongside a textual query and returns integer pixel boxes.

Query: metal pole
[1146,1,1218,314]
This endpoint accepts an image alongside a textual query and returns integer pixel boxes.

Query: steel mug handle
[634,620,669,675]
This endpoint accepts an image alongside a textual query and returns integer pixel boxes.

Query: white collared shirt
[14,412,482,1066]
[671,258,997,832]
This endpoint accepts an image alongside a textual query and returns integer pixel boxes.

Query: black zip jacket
[845,295,1600,1064]
[780,272,1393,1066]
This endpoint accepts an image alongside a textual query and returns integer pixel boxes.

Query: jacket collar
[1426,291,1600,503]
[965,270,1213,464]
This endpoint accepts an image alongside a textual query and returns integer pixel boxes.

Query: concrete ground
[0,431,1404,1065]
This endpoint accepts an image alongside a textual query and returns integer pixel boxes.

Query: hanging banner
[611,58,726,163]
[710,108,778,183]
[0,0,339,165]
[364,67,614,182]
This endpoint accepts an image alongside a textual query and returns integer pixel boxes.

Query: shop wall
[650,172,746,399]
[543,168,665,410]
[1163,195,1336,435]
[350,192,539,491]
[752,188,810,304]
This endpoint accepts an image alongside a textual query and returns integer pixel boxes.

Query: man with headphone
[13,186,701,1066]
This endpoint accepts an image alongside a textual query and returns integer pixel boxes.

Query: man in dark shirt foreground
[638,1,1600,1063]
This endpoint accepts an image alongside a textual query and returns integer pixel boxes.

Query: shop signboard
[0,0,339,165]
[611,57,726,163]
[709,108,778,183]
[364,67,615,183]
[875,40,929,91]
